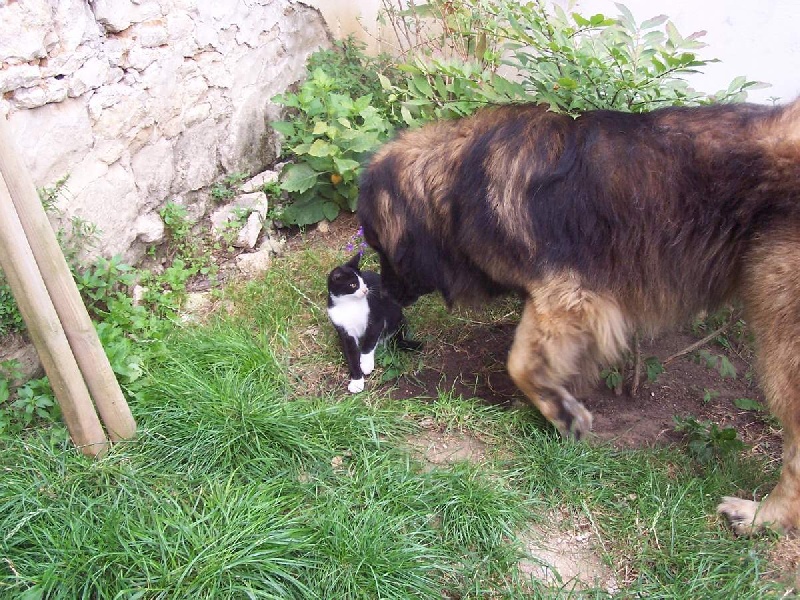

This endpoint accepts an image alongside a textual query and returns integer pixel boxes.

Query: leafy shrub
[381,58,526,126]
[271,0,757,226]
[307,35,399,109]
[385,0,758,116]
[377,0,527,124]
[499,1,757,113]
[272,69,393,225]
[379,0,505,68]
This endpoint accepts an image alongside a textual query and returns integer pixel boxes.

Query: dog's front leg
[507,280,629,439]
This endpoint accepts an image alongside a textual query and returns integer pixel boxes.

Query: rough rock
[134,212,166,244]
[211,192,269,239]
[235,210,266,250]
[235,246,274,278]
[0,337,45,386]
[2,0,331,262]
[241,169,280,193]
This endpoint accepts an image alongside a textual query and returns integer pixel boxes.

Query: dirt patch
[406,419,489,469]
[768,536,800,592]
[518,512,620,594]
[389,314,780,457]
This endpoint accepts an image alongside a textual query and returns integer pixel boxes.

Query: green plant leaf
[733,397,765,412]
[719,356,737,379]
[333,157,361,174]
[270,121,296,136]
[308,139,336,157]
[322,201,340,222]
[281,196,328,226]
[280,164,318,193]
[645,357,664,383]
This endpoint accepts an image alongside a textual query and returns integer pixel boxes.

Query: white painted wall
[307,0,800,104]
[571,0,800,104]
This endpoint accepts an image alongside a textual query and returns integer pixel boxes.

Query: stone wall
[0,0,330,260]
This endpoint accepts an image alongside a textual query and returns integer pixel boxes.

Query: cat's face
[328,256,368,300]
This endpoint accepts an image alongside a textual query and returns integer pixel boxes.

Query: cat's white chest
[327,295,369,339]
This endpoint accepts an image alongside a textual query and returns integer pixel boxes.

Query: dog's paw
[555,395,594,440]
[717,496,761,535]
[348,378,365,393]
[360,352,375,375]
[716,495,792,536]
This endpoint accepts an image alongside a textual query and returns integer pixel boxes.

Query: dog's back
[361,101,800,326]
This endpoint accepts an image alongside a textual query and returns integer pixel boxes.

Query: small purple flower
[344,227,368,254]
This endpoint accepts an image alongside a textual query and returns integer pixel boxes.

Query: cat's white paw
[348,378,365,393]
[360,351,375,375]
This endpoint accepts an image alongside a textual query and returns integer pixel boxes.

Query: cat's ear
[345,253,361,271]
[330,268,347,283]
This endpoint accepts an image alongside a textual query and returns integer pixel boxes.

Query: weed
[261,179,283,201]
[210,171,249,204]
[645,356,665,383]
[733,397,766,413]
[73,255,136,314]
[0,277,24,337]
[694,348,737,379]
[601,365,623,391]
[673,415,745,464]
[37,175,70,212]
[159,201,193,251]
[376,342,424,384]
[1,177,99,336]
[0,373,61,434]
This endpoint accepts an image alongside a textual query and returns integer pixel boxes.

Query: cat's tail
[393,322,423,351]
[395,337,423,351]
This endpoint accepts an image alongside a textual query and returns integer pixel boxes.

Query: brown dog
[357,100,800,535]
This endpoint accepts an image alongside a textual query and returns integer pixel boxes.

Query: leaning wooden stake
[0,116,135,442]
[0,175,109,456]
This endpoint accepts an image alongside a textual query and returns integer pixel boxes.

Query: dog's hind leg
[718,226,800,534]
[507,276,629,439]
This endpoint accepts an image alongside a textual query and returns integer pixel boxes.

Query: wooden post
[0,175,109,456]
[0,116,136,443]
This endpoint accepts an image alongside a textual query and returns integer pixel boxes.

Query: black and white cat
[326,253,421,393]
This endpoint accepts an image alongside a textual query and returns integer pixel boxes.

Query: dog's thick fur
[357,100,800,535]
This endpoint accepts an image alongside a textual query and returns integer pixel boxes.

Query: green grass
[0,248,791,598]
